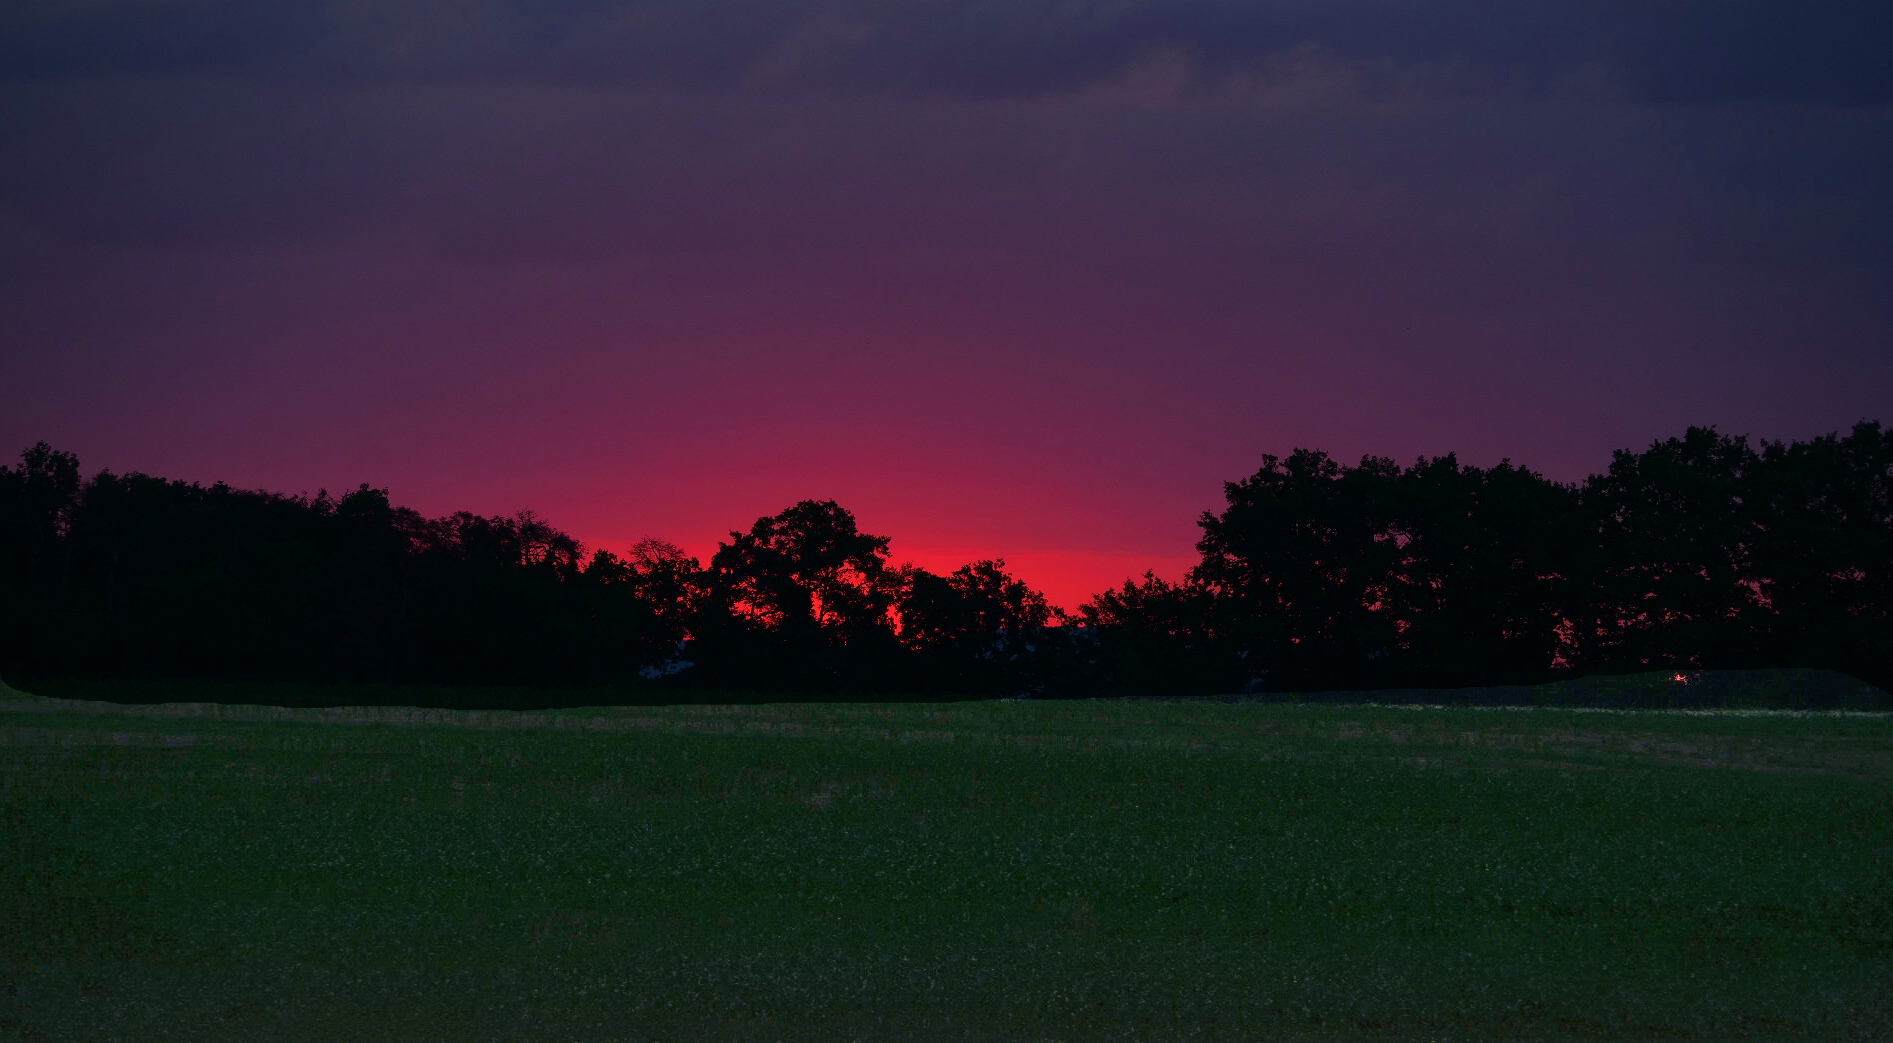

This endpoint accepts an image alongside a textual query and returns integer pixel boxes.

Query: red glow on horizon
[583,535,1197,615]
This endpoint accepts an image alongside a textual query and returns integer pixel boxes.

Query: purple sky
[5,0,1890,609]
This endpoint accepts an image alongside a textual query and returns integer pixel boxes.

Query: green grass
[12,666,1888,713]
[3,685,1890,1041]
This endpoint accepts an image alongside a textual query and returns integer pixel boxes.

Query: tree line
[1,421,1887,699]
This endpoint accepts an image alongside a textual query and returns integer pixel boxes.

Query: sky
[4,1,1891,610]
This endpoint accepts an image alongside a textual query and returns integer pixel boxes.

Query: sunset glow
[3,0,1888,612]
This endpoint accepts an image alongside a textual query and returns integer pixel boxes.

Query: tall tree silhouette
[1079,571,1233,696]
[4,424,1886,702]
[898,559,1055,693]
[1385,455,1582,687]
[696,500,902,689]
[1745,421,1893,691]
[623,537,704,653]
[1569,428,1768,674]
[1192,450,1406,689]
[708,501,895,634]
[0,442,80,596]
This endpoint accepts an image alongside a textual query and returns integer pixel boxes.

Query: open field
[11,667,1889,713]
[3,682,1890,1041]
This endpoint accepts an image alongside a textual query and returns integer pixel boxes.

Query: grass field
[3,677,1890,1041]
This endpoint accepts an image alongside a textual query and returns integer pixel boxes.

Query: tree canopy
[2,421,1887,699]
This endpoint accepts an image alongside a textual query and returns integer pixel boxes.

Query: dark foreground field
[3,679,1890,1042]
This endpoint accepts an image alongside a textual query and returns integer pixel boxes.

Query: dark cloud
[0,1,320,80]
[3,0,1891,105]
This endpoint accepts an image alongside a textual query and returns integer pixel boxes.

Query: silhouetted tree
[1744,421,1893,691]
[1190,450,1406,690]
[694,500,903,690]
[897,559,1055,693]
[0,446,691,687]
[0,442,80,594]
[709,500,894,631]
[1164,425,1889,695]
[1566,428,1767,675]
[1079,571,1235,696]
[1381,455,1583,687]
[4,421,1886,702]
[577,538,703,674]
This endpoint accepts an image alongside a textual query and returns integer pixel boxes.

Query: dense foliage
[1086,423,1891,696]
[2,421,1887,696]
